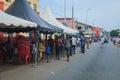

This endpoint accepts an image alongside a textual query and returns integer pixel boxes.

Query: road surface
[0,42,120,80]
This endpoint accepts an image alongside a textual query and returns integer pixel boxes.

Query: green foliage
[110,30,119,37]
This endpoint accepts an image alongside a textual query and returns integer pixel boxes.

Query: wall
[76,22,85,32]
[93,27,100,36]
[0,1,4,11]
[88,26,93,35]
[57,18,77,29]
[0,0,39,13]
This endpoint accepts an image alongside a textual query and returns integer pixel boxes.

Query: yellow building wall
[0,0,39,37]
[1,0,39,12]
[28,0,39,12]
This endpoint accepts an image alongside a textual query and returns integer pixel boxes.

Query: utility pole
[72,0,74,29]
[64,0,66,23]
[85,8,91,33]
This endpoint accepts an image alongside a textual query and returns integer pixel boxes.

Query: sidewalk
[0,47,81,72]
[0,43,97,74]
[0,51,83,80]
[0,43,97,80]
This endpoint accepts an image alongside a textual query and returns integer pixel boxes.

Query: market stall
[0,10,37,64]
[5,0,62,33]
[40,5,79,34]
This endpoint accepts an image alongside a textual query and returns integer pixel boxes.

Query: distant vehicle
[104,38,109,43]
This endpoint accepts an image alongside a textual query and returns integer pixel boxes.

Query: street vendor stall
[5,0,64,66]
[40,5,79,34]
[0,10,37,64]
[5,0,61,33]
[0,10,37,32]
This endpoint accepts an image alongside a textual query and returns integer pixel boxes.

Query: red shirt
[54,38,62,44]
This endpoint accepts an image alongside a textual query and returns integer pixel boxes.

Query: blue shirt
[80,37,86,46]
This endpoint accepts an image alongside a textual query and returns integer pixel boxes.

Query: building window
[28,2,31,6]
[33,4,37,12]
[78,27,82,30]
[6,0,11,3]
[62,22,68,27]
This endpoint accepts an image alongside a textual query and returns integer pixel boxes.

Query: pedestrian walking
[80,36,86,53]
[70,36,72,56]
[38,40,45,62]
[47,36,54,59]
[31,42,36,67]
[86,37,90,49]
[45,43,50,63]
[100,37,105,48]
[54,36,62,60]
[65,36,71,62]
[72,35,77,54]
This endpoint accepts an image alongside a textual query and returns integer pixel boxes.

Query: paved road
[0,42,120,80]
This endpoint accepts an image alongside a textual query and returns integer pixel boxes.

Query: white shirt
[116,38,120,42]
[72,37,77,46]
[101,38,104,43]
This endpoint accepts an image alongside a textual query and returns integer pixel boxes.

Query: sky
[39,0,120,31]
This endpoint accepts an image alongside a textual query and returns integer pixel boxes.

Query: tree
[110,30,119,37]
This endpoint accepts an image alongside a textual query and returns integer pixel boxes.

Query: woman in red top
[54,36,62,60]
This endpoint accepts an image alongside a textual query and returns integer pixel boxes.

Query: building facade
[57,18,77,29]
[93,27,101,36]
[0,0,39,14]
[87,25,93,35]
[76,21,93,35]
[75,21,86,32]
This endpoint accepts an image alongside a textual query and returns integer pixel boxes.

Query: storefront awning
[0,10,37,32]
[40,5,79,34]
[5,0,56,33]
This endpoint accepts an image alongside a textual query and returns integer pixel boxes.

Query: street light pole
[64,0,66,23]
[72,0,74,29]
[85,8,91,33]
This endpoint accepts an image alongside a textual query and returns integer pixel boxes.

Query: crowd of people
[0,34,92,65]
[30,35,92,66]
[112,37,120,46]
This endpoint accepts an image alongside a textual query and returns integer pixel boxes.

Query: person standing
[54,36,62,60]
[100,37,105,48]
[65,36,71,62]
[45,43,50,63]
[58,36,62,60]
[80,36,86,53]
[72,36,77,54]
[86,37,90,49]
[31,42,36,67]
[47,36,54,59]
[38,40,45,62]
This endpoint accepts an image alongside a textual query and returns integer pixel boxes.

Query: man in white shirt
[100,37,105,48]
[72,36,77,54]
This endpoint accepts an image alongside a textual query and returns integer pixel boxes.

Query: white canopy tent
[0,10,37,28]
[40,5,79,34]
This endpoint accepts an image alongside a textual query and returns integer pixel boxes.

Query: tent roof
[5,0,56,32]
[0,10,37,28]
[0,10,37,32]
[40,5,79,34]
